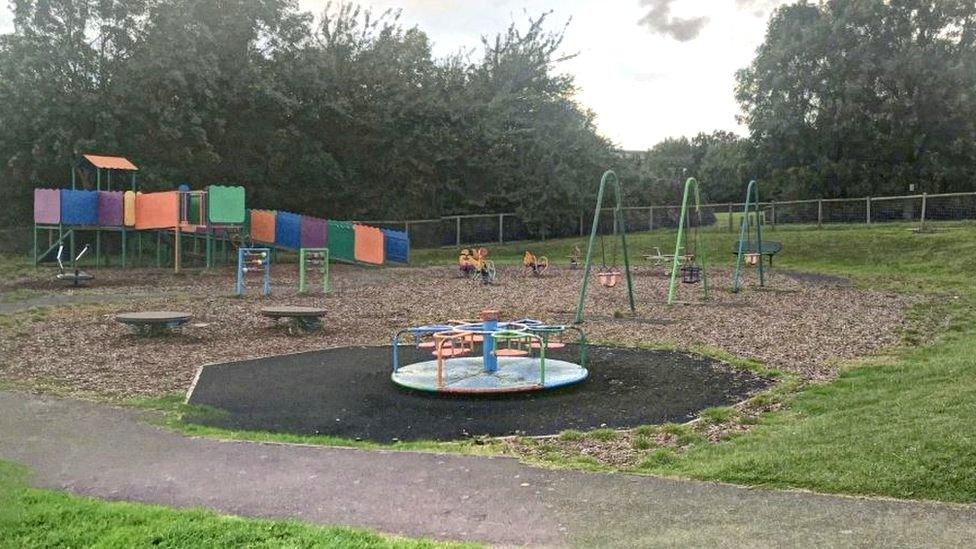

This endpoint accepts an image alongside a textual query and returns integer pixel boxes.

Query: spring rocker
[391,310,587,394]
[55,244,93,286]
[236,247,271,296]
[666,178,710,305]
[522,250,549,276]
[458,247,496,285]
[568,245,581,270]
[574,170,636,323]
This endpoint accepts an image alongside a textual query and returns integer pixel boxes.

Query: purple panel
[300,216,327,248]
[97,191,124,226]
[34,189,60,224]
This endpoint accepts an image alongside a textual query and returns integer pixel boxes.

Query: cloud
[637,0,709,42]
[734,0,789,17]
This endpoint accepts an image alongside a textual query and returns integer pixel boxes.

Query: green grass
[0,461,474,548]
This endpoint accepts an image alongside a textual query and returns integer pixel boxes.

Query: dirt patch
[784,271,853,287]
[0,264,912,397]
[185,345,769,442]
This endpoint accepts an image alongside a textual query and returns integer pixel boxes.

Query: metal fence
[364,191,976,249]
[3,191,973,254]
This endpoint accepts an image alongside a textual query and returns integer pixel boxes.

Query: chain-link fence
[359,191,976,249]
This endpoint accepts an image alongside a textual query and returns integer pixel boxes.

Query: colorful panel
[134,191,179,229]
[97,191,124,226]
[34,189,60,224]
[187,193,202,225]
[274,211,301,249]
[381,229,409,263]
[123,191,136,227]
[207,185,246,224]
[353,224,384,265]
[327,220,355,262]
[60,189,99,226]
[249,210,276,244]
[300,216,327,249]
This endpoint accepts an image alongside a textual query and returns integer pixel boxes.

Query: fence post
[817,200,823,228]
[649,206,654,232]
[866,197,872,224]
[455,216,461,246]
[580,212,584,237]
[920,193,927,230]
[498,214,504,244]
[404,221,410,241]
[771,201,776,230]
[728,203,733,232]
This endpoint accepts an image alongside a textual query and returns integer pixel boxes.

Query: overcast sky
[0,1,789,150]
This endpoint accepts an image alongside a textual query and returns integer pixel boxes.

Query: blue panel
[60,190,99,226]
[274,211,301,249]
[381,229,409,263]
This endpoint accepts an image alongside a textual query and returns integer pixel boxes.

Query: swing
[596,231,622,288]
[679,214,702,284]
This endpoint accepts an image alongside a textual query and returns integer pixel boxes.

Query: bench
[116,311,192,336]
[732,240,782,266]
[260,306,326,333]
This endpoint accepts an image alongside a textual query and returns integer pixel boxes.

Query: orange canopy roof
[82,154,138,171]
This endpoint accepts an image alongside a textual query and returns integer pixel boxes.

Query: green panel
[207,185,246,224]
[327,220,355,261]
[188,194,202,225]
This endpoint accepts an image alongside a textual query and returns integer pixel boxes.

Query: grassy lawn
[0,461,473,548]
[413,223,976,502]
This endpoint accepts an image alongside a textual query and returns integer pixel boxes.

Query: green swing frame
[666,177,710,305]
[732,180,765,293]
[574,170,636,324]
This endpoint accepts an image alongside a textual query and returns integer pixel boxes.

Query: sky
[308,0,790,150]
[0,0,789,151]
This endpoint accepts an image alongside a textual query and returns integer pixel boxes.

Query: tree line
[0,0,973,237]
[623,0,975,206]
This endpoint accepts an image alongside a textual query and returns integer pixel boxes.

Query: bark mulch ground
[0,263,913,399]
[185,345,769,442]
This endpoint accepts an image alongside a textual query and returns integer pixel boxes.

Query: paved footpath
[2,391,976,548]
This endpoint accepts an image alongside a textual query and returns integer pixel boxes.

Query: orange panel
[134,191,179,229]
[250,210,276,243]
[123,191,136,227]
[353,224,385,265]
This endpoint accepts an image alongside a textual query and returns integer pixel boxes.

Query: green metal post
[206,229,213,269]
[299,248,307,293]
[121,227,127,268]
[32,224,38,266]
[574,170,636,324]
[69,229,76,268]
[95,229,101,268]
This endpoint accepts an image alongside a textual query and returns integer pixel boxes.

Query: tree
[736,0,976,199]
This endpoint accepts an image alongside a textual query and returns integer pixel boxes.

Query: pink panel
[34,189,60,224]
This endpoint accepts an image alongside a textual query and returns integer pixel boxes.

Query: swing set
[574,170,636,323]
[732,179,765,293]
[666,177,709,305]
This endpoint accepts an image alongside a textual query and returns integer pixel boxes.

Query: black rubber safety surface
[185,345,769,442]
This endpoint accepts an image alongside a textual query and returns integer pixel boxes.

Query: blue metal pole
[236,248,244,296]
[483,317,498,374]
